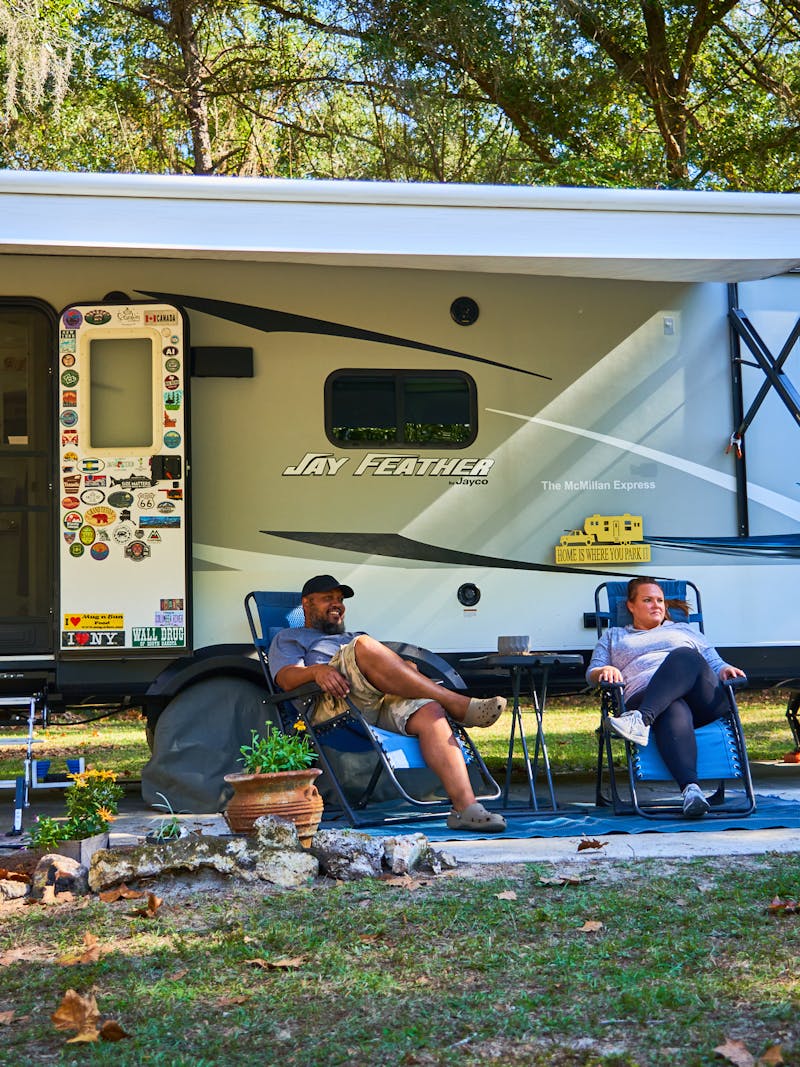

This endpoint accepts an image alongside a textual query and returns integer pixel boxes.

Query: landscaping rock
[0,877,29,901]
[31,854,90,899]
[88,816,318,891]
[382,833,458,874]
[310,828,384,881]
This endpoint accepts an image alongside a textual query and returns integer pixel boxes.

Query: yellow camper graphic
[555,514,650,565]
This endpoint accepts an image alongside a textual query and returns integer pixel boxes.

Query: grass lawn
[1,855,800,1064]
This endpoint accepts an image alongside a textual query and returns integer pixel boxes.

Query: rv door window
[326,371,476,447]
[89,337,154,449]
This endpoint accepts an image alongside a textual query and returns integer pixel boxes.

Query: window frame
[324,368,478,449]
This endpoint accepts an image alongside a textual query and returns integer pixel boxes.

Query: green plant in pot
[224,722,323,845]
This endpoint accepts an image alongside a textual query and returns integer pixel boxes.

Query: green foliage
[27,768,124,846]
[238,723,318,774]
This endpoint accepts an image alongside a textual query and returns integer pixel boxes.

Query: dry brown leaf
[714,1038,756,1067]
[266,956,307,969]
[52,989,101,1037]
[128,892,162,918]
[59,932,106,966]
[168,969,189,982]
[495,890,518,900]
[538,875,566,885]
[382,874,425,890]
[0,869,29,884]
[0,948,26,967]
[99,1019,130,1042]
[40,884,58,905]
[577,837,608,852]
[758,1045,784,1065]
[577,920,604,933]
[767,897,800,915]
[0,1010,14,1025]
[99,884,144,903]
[217,995,248,1007]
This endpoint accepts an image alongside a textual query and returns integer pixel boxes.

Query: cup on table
[497,635,530,655]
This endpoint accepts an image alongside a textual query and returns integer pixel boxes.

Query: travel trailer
[1,170,799,729]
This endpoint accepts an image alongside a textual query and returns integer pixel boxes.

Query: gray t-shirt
[268,627,367,680]
[586,621,730,701]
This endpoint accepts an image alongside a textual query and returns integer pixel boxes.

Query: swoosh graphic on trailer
[261,530,623,576]
[488,409,800,522]
[141,291,550,380]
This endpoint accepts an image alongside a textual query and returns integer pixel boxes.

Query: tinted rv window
[326,371,476,447]
[89,337,154,448]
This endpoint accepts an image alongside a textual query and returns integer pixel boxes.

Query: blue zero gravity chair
[592,580,755,818]
[244,591,500,827]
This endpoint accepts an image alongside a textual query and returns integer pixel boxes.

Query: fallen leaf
[758,1045,784,1065]
[168,969,189,982]
[0,869,29,884]
[266,956,307,969]
[714,1038,756,1067]
[127,892,162,918]
[539,873,597,887]
[52,989,101,1038]
[99,1019,130,1042]
[577,920,604,932]
[495,890,518,900]
[99,884,144,903]
[382,874,425,890]
[538,875,566,886]
[0,948,26,966]
[0,1010,14,1025]
[217,995,247,1006]
[59,932,106,966]
[767,897,800,915]
[577,837,608,852]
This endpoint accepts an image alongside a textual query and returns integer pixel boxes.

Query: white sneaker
[608,710,650,746]
[682,783,710,818]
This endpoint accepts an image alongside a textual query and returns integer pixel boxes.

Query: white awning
[1,170,799,282]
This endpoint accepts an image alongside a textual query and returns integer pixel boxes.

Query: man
[269,575,507,832]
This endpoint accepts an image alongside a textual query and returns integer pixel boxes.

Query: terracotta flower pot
[223,768,323,846]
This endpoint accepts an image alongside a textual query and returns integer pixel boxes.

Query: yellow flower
[95,807,116,822]
[293,720,307,732]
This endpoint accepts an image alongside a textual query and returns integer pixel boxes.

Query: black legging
[626,647,729,790]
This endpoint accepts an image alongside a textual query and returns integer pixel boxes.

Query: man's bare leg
[353,635,484,722]
[405,702,475,811]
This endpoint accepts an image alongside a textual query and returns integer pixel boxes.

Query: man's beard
[307,608,345,635]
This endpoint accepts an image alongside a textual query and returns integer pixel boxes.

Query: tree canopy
[1,0,799,187]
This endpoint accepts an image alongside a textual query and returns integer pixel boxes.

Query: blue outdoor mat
[341,794,800,841]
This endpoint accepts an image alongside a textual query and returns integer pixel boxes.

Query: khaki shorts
[311,636,430,736]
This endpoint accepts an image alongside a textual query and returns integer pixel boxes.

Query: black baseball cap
[301,574,354,598]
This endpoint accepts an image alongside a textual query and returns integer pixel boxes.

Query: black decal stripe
[141,291,550,381]
[261,530,623,577]
[648,534,800,559]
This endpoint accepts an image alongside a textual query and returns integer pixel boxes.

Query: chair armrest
[723,676,747,690]
[263,681,322,705]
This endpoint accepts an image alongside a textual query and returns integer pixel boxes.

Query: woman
[586,577,746,817]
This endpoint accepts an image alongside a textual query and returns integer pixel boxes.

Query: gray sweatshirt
[586,621,731,701]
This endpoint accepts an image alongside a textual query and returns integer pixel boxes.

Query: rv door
[57,302,190,655]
